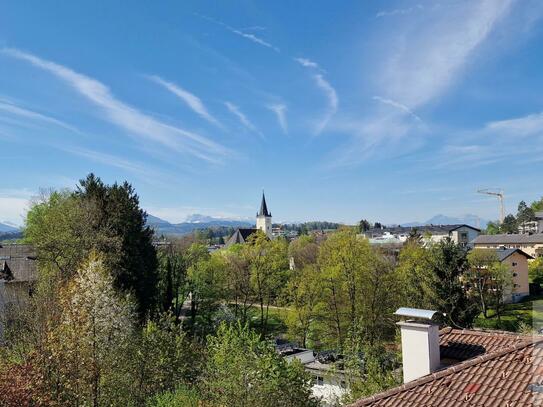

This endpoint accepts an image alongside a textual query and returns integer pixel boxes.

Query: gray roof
[0,244,37,282]
[225,228,258,247]
[473,233,543,245]
[495,248,533,261]
[257,192,271,217]
[366,224,479,237]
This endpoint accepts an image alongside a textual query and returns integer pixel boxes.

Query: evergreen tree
[76,174,158,318]
[428,239,479,328]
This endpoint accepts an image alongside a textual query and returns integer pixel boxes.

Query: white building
[256,192,272,238]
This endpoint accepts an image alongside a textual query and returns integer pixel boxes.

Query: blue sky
[1,0,543,226]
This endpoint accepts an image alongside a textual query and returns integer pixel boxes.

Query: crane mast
[477,188,505,224]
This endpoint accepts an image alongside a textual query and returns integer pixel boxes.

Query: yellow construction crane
[477,188,505,224]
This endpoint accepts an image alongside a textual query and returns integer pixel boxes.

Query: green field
[474,296,543,332]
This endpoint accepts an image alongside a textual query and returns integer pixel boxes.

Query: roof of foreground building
[351,329,542,406]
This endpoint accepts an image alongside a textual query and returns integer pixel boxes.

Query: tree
[41,253,136,406]
[132,314,197,404]
[223,245,254,324]
[76,174,158,318]
[359,219,371,233]
[517,201,535,233]
[466,249,509,318]
[485,221,501,235]
[317,229,398,348]
[427,239,479,328]
[531,196,543,212]
[244,233,289,336]
[288,235,319,270]
[186,244,227,336]
[286,265,322,348]
[203,322,317,407]
[157,249,188,316]
[500,214,517,234]
[529,257,543,286]
[396,241,435,309]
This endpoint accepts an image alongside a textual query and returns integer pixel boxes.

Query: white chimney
[395,308,441,383]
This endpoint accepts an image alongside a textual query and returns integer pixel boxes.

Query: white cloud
[148,75,222,128]
[224,101,263,138]
[329,0,518,167]
[0,99,80,133]
[294,57,322,70]
[372,96,424,124]
[485,112,543,137]
[313,74,338,134]
[376,4,424,18]
[0,189,34,226]
[198,14,279,52]
[267,104,288,134]
[3,48,230,163]
[381,0,514,109]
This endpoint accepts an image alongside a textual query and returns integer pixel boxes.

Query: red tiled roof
[439,328,530,361]
[351,330,542,406]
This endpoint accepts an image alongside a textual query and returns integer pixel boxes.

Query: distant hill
[401,214,489,229]
[0,222,20,233]
[146,214,253,236]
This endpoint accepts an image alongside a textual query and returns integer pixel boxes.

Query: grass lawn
[474,295,543,332]
[246,305,290,338]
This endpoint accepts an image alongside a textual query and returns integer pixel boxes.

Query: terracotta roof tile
[350,330,542,407]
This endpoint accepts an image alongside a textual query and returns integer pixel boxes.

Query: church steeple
[256,191,272,238]
[258,191,271,217]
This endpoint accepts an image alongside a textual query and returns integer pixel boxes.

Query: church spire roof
[258,191,271,217]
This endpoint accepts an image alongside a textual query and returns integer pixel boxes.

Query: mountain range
[146,214,253,236]
[0,221,20,233]
[401,214,489,229]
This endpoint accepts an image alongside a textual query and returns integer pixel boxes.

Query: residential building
[0,244,37,338]
[363,224,481,247]
[277,343,348,406]
[495,248,532,303]
[350,308,542,406]
[472,233,543,258]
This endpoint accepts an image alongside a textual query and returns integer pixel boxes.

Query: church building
[225,192,272,246]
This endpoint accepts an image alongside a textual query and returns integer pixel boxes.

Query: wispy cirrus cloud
[224,101,263,138]
[2,48,231,164]
[295,56,338,134]
[267,104,288,134]
[0,99,80,133]
[372,96,424,124]
[197,14,279,52]
[432,109,543,170]
[328,0,518,167]
[294,57,323,71]
[313,74,338,134]
[148,75,222,128]
[381,0,514,109]
[376,4,423,18]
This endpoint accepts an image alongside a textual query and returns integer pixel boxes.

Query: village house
[472,211,543,258]
[473,233,543,258]
[0,244,37,338]
[363,224,481,248]
[495,247,532,303]
[277,342,348,406]
[350,308,543,406]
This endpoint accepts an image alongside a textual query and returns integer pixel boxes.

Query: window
[340,380,347,389]
[315,376,324,386]
[513,273,518,277]
[512,262,518,267]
